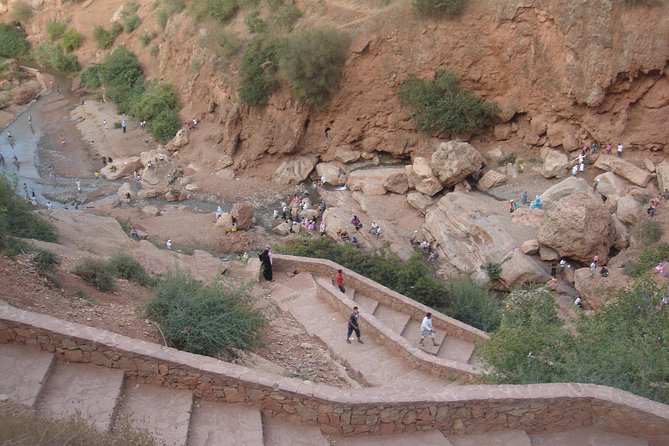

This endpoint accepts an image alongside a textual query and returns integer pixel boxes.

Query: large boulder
[231,203,254,230]
[406,157,442,196]
[539,177,592,209]
[406,192,433,215]
[615,194,642,225]
[657,160,669,194]
[316,162,347,186]
[499,249,550,287]
[594,171,630,197]
[541,149,569,179]
[275,157,316,185]
[431,141,485,187]
[334,146,361,164]
[424,192,540,285]
[477,170,507,192]
[347,168,408,195]
[610,215,630,250]
[117,183,135,203]
[165,128,188,151]
[593,154,652,187]
[537,192,611,263]
[546,121,578,151]
[100,156,143,180]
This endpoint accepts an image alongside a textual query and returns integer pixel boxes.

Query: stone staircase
[0,341,650,446]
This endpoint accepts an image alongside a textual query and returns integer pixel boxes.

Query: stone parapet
[1,301,669,444]
[273,254,489,344]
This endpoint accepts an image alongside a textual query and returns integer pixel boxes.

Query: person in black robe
[259,245,273,282]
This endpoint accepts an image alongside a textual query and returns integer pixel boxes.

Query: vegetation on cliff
[0,23,29,59]
[479,281,669,405]
[398,68,498,135]
[276,237,501,331]
[413,0,465,18]
[145,273,266,358]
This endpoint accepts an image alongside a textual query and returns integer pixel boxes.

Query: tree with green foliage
[479,280,669,405]
[244,10,267,33]
[31,43,80,73]
[190,0,239,24]
[277,29,348,107]
[398,68,498,135]
[239,35,280,105]
[61,28,83,52]
[0,23,30,59]
[98,47,144,113]
[145,273,266,358]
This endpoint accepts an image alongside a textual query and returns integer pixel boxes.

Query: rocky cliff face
[9,0,669,171]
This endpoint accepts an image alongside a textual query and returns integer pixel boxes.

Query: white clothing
[579,162,584,172]
[166,240,172,250]
[574,297,582,306]
[420,316,434,336]
[572,165,578,176]
[617,144,623,152]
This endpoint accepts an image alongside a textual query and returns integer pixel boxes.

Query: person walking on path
[121,119,127,134]
[166,239,172,250]
[617,143,623,158]
[336,269,345,293]
[259,245,274,282]
[550,262,557,277]
[419,312,439,347]
[7,131,14,148]
[75,178,81,192]
[590,261,597,277]
[103,119,107,131]
[346,306,363,344]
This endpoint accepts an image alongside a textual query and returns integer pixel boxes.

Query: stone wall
[274,254,489,344]
[313,275,480,380]
[1,302,669,443]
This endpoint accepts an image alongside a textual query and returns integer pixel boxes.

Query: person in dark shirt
[346,306,363,344]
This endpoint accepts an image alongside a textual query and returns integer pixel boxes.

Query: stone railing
[2,302,669,444]
[312,275,480,380]
[273,254,489,344]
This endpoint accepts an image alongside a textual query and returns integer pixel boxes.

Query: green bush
[108,252,153,286]
[139,31,154,46]
[93,26,116,49]
[413,0,465,17]
[123,14,141,33]
[130,81,180,143]
[61,28,83,52]
[190,0,239,24]
[156,0,186,29]
[0,176,57,253]
[73,258,115,291]
[33,43,80,73]
[32,249,61,272]
[11,0,33,23]
[276,237,501,331]
[624,242,669,277]
[239,35,280,105]
[277,28,348,106]
[111,21,124,37]
[80,64,102,88]
[0,23,30,58]
[484,261,502,281]
[633,219,663,245]
[398,68,498,135]
[98,47,144,112]
[145,273,266,358]
[245,10,267,33]
[150,44,159,56]
[273,3,302,31]
[47,20,67,41]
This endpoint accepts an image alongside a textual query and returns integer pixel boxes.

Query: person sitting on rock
[655,262,665,275]
[351,214,362,230]
[600,266,609,278]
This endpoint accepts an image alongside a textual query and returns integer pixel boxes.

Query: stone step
[352,292,379,315]
[449,429,531,446]
[116,381,193,446]
[0,343,54,406]
[332,430,454,445]
[372,304,411,335]
[437,336,475,364]
[283,272,317,293]
[262,415,330,446]
[401,319,447,355]
[529,427,649,446]
[188,399,263,446]
[37,361,124,431]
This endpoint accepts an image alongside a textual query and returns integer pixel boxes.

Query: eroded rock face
[541,149,569,179]
[430,141,485,187]
[275,157,316,185]
[537,192,611,263]
[406,158,442,196]
[594,155,652,187]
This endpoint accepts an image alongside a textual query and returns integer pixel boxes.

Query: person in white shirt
[166,239,173,250]
[419,312,439,346]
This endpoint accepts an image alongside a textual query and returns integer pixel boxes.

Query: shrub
[190,0,239,24]
[0,23,30,58]
[32,249,61,272]
[484,261,502,281]
[273,3,302,31]
[278,28,348,106]
[445,276,501,332]
[47,20,66,41]
[398,68,498,135]
[111,21,124,37]
[123,14,141,33]
[150,44,159,56]
[245,10,267,33]
[11,0,33,23]
[145,273,266,358]
[413,0,465,17]
[130,81,180,143]
[32,43,80,73]
[139,31,154,46]
[633,219,663,245]
[93,26,116,49]
[80,64,102,88]
[239,35,280,105]
[98,47,144,112]
[61,28,83,52]
[73,258,115,291]
[108,252,153,286]
[624,242,669,277]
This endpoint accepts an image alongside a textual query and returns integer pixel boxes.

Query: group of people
[510,193,542,212]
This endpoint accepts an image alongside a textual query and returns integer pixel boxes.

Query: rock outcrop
[594,155,652,187]
[231,203,254,230]
[101,157,142,181]
[477,170,506,192]
[540,177,592,209]
[573,267,631,308]
[430,141,485,188]
[346,168,408,195]
[541,149,569,179]
[537,192,611,263]
[316,162,347,186]
[405,158,442,196]
[275,157,316,185]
